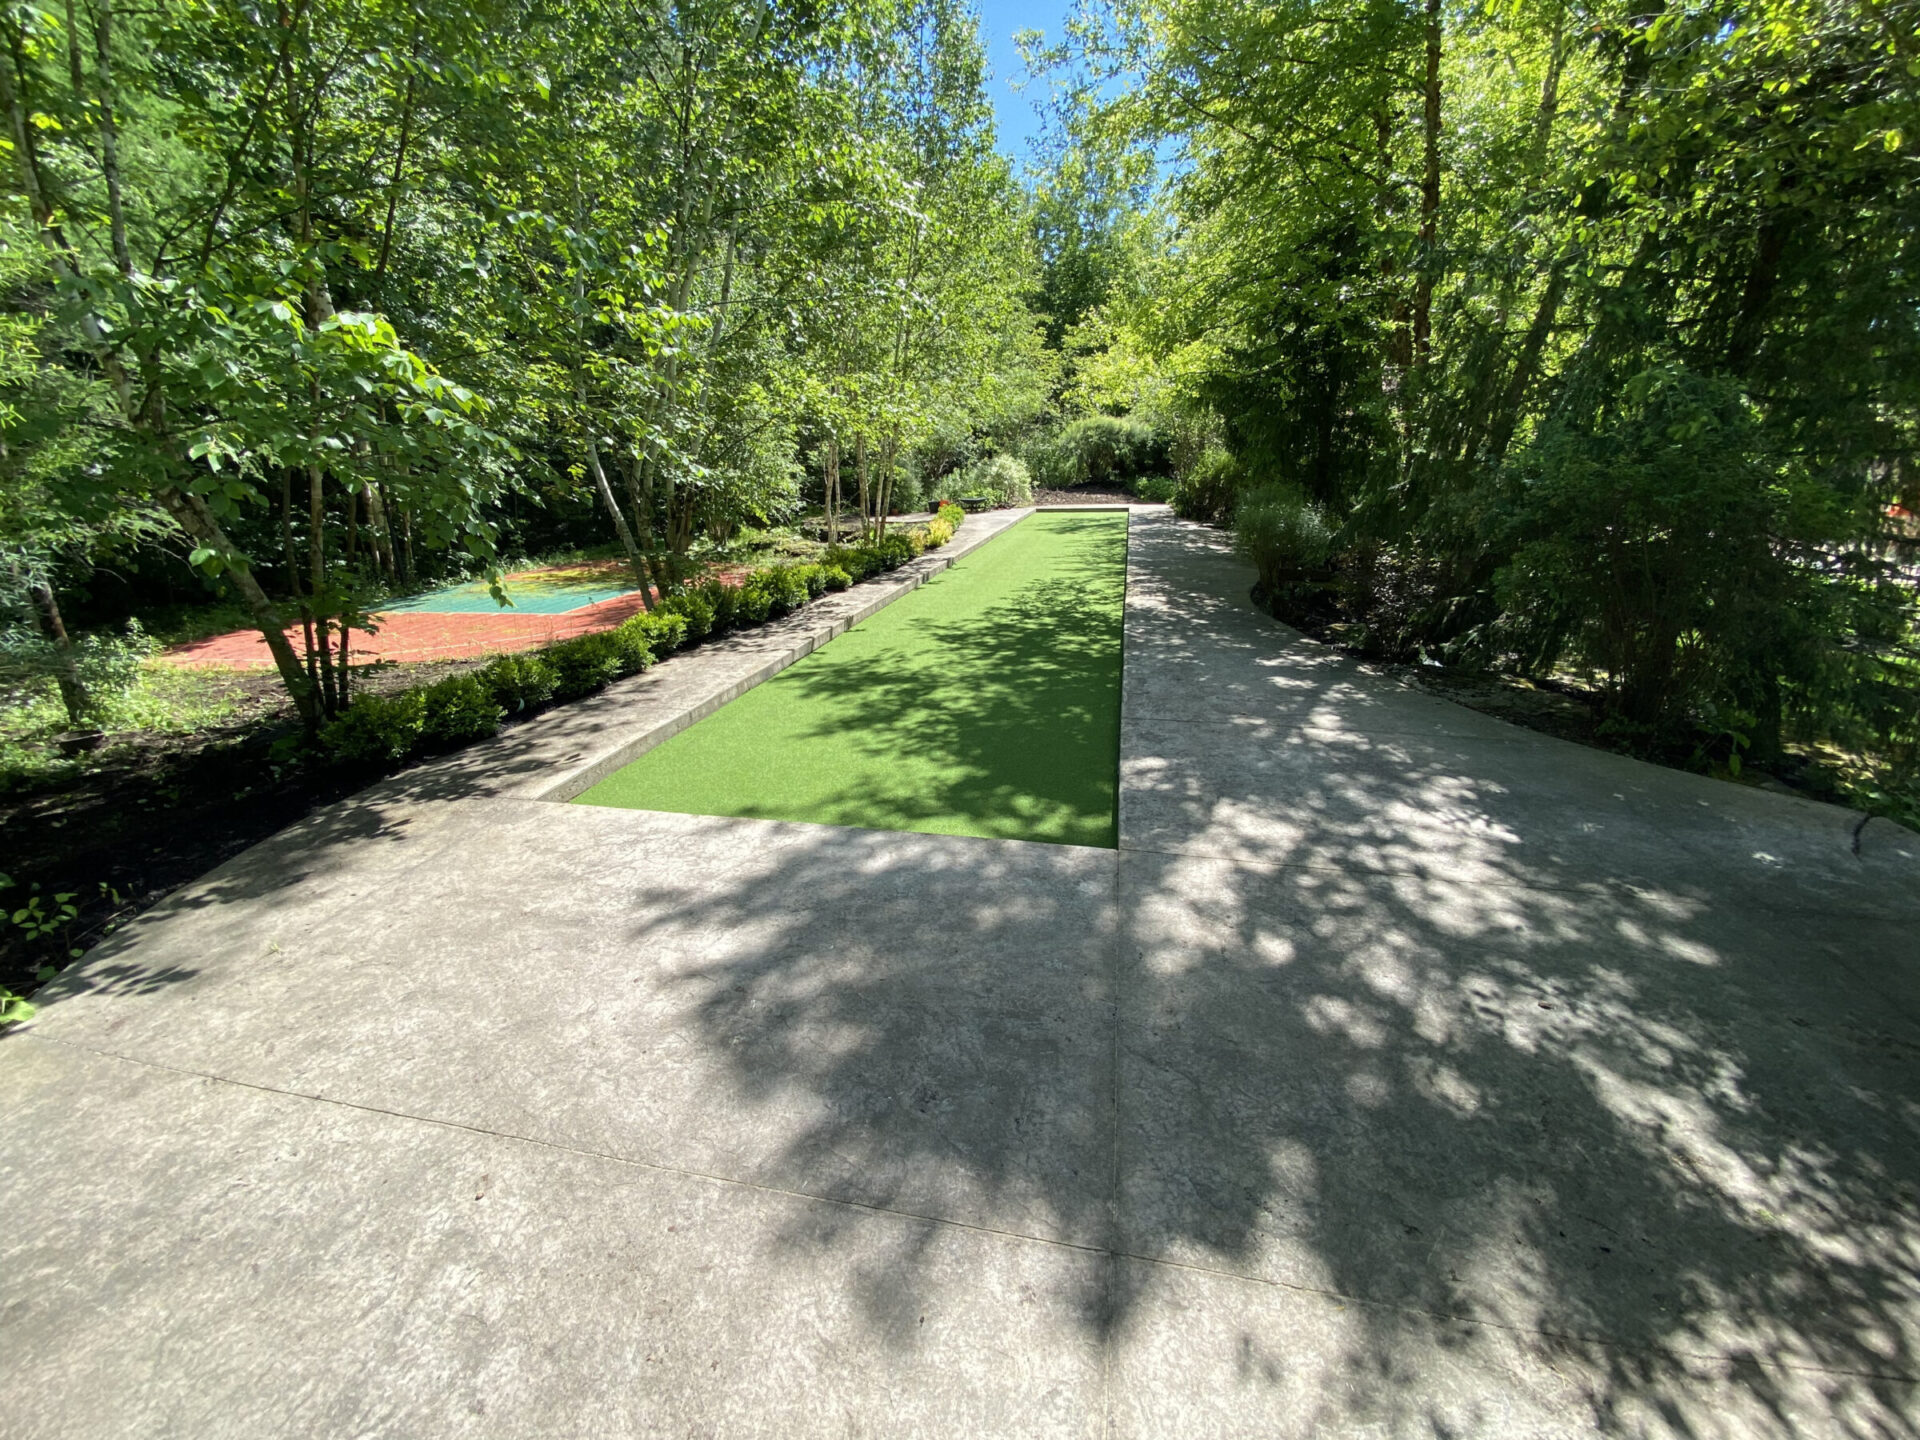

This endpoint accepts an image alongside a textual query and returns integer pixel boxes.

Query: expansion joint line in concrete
[23,1029,1911,1386]
[1097,516,1136,1436]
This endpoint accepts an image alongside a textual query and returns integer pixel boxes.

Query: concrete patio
[2,509,1916,1437]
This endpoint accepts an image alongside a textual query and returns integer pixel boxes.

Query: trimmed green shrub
[935,501,966,528]
[319,689,428,765]
[659,590,714,641]
[608,622,656,676]
[734,579,776,624]
[692,578,740,633]
[1135,475,1177,504]
[480,651,559,712]
[420,674,504,748]
[767,565,812,614]
[819,564,852,592]
[638,609,689,654]
[549,630,626,699]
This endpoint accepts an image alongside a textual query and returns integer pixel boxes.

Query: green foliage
[549,632,630,701]
[1235,486,1336,594]
[624,610,690,656]
[319,690,430,767]
[420,676,505,749]
[1036,0,1920,792]
[0,623,157,727]
[1493,367,1829,735]
[659,592,716,641]
[824,535,916,580]
[1027,417,1167,492]
[481,653,560,713]
[932,455,1033,508]
[699,580,744,634]
[1174,447,1245,525]
[820,564,853,592]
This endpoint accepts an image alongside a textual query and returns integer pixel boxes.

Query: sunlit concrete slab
[1119,511,1920,917]
[1,508,1915,1436]
[1104,1255,1910,1439]
[0,1039,1107,1440]
[27,801,1120,1248]
[1116,848,1920,1378]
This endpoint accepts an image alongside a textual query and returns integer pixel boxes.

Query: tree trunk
[854,434,870,537]
[159,486,318,728]
[365,482,397,580]
[28,577,88,727]
[1412,0,1443,367]
[824,435,841,545]
[583,411,647,586]
[875,434,900,540]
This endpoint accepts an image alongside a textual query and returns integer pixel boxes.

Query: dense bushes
[1028,417,1169,492]
[1173,446,1245,524]
[924,455,1031,508]
[1489,368,1822,738]
[319,518,962,772]
[1235,485,1335,595]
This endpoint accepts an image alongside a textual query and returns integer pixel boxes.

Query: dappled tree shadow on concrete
[606,515,1920,1433]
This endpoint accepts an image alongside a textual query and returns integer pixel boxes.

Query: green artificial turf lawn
[573,511,1127,847]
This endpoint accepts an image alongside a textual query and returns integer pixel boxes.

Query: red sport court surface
[162,561,666,669]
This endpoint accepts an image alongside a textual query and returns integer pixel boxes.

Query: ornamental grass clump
[1234,483,1335,593]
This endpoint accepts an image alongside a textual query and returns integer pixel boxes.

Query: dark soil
[0,658,489,1001]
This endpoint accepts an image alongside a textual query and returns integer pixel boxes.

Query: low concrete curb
[378,508,1035,807]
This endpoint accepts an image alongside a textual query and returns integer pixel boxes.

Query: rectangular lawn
[572,511,1127,847]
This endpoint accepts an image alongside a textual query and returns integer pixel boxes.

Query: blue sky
[974,0,1073,162]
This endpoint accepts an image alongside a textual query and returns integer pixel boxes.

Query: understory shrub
[0,620,159,728]
[658,590,714,641]
[1174,446,1244,524]
[419,674,504,748]
[549,630,628,699]
[1027,417,1167,492]
[480,651,559,712]
[1491,365,1814,738]
[619,608,688,659]
[955,454,1032,506]
[318,688,428,765]
[1235,484,1336,593]
[819,564,852,592]
[935,501,966,529]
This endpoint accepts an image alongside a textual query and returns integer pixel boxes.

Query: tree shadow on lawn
[614,521,1920,1433]
[707,514,1127,846]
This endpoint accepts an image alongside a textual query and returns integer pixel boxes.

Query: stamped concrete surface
[3,508,1918,1437]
